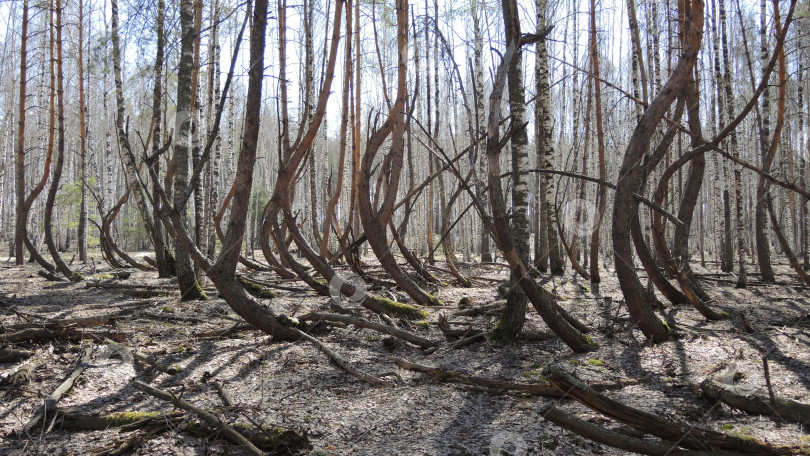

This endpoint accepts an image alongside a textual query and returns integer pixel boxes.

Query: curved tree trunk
[356,0,441,307]
[44,0,81,281]
[612,0,704,343]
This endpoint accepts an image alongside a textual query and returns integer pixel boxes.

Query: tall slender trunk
[320,1,352,258]
[77,0,87,263]
[44,0,81,280]
[110,0,158,261]
[719,0,747,287]
[14,0,29,265]
[472,0,491,263]
[151,0,171,276]
[589,0,606,282]
[207,0,221,262]
[537,0,563,275]
[173,0,206,300]
[755,0,775,281]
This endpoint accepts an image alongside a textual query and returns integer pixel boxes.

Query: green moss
[374,296,428,319]
[107,411,161,427]
[413,320,431,329]
[488,318,519,343]
[661,320,672,331]
[315,279,328,288]
[365,335,381,342]
[173,343,194,354]
[424,294,443,307]
[159,305,175,313]
[721,424,734,430]
[586,358,604,366]
[180,281,208,301]
[278,314,308,331]
[238,276,276,299]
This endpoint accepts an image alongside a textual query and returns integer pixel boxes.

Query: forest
[0,0,809,453]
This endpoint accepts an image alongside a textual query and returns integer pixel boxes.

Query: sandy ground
[1,254,809,455]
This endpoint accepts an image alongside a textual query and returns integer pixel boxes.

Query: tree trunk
[173,0,206,300]
[589,0,607,282]
[14,0,28,265]
[44,0,81,281]
[755,0,775,282]
[719,0,747,287]
[612,0,703,343]
[492,0,532,341]
[472,0,492,263]
[77,0,87,263]
[110,0,159,267]
[537,0,563,275]
[151,0,171,277]
[356,0,441,307]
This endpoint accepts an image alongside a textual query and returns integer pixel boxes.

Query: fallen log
[394,358,646,397]
[538,404,737,456]
[543,364,794,455]
[701,371,810,424]
[56,409,183,431]
[1,327,126,344]
[2,313,124,333]
[18,344,93,435]
[132,380,264,456]
[298,312,437,349]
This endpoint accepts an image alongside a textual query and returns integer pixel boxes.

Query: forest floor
[0,252,809,455]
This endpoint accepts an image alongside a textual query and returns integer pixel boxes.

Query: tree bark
[589,0,607,282]
[173,0,206,300]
